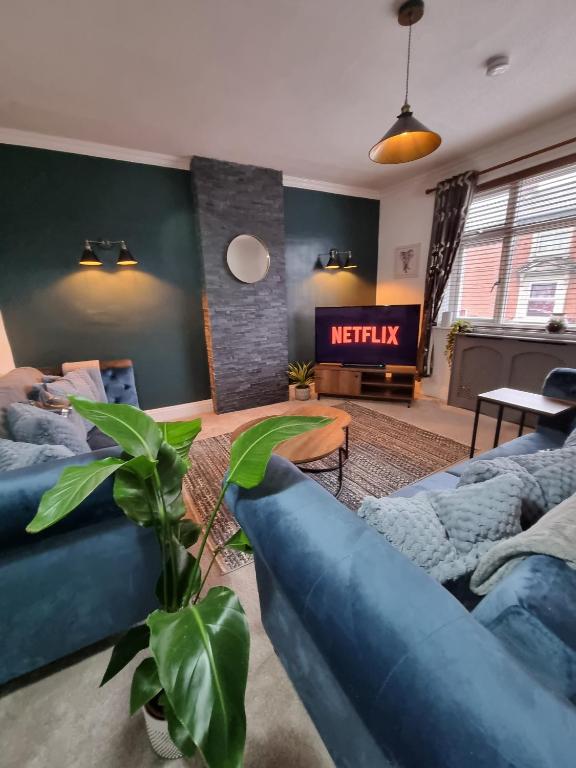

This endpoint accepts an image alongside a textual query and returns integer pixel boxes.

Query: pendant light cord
[404,19,412,107]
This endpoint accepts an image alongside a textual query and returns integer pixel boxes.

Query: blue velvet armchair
[0,362,160,685]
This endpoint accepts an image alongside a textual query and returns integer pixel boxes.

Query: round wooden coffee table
[230,404,351,496]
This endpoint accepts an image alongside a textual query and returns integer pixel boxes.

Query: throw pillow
[7,402,91,455]
[0,437,73,472]
[0,366,44,439]
[358,474,524,584]
[457,446,576,526]
[44,368,106,431]
[431,474,524,554]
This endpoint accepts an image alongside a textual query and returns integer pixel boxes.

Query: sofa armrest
[0,446,123,549]
[227,456,576,768]
[539,367,576,435]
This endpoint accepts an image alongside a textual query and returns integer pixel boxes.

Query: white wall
[376,108,576,398]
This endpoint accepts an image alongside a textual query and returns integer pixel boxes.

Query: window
[442,162,576,327]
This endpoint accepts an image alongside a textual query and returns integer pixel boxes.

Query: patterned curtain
[417,170,478,376]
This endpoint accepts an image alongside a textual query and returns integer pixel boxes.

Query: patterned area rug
[182,401,469,574]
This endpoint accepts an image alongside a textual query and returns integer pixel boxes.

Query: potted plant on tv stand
[288,361,315,401]
[26,397,330,765]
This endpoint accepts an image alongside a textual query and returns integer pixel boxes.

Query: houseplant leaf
[148,587,250,768]
[69,396,162,459]
[228,415,331,489]
[157,442,188,520]
[160,419,202,462]
[101,624,150,686]
[224,529,253,554]
[155,542,200,606]
[113,465,156,527]
[26,457,125,533]
[177,519,202,549]
[161,694,199,758]
[130,657,162,715]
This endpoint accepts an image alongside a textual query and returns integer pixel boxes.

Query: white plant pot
[143,705,184,760]
[295,386,310,401]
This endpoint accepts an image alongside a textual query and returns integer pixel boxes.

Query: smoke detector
[485,55,510,77]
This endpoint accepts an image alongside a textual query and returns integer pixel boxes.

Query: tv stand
[315,363,417,406]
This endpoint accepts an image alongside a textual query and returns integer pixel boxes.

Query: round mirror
[226,234,270,283]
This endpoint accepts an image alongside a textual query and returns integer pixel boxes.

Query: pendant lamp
[369,0,441,165]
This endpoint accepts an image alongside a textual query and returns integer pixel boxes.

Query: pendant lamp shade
[324,249,341,269]
[116,241,138,266]
[369,105,441,164]
[369,0,441,165]
[79,241,103,266]
[342,251,358,269]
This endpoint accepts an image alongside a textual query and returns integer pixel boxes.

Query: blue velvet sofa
[227,368,576,767]
[0,362,161,685]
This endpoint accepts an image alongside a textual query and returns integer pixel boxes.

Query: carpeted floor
[183,401,468,573]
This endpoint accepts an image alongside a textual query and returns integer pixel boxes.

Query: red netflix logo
[331,325,399,345]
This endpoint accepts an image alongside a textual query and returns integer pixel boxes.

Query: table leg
[469,398,482,458]
[518,410,526,437]
[493,404,504,448]
[335,447,344,498]
[344,425,349,458]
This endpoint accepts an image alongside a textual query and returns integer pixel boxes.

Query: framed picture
[393,243,421,279]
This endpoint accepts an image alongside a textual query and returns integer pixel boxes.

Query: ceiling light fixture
[369,0,441,165]
[485,54,510,77]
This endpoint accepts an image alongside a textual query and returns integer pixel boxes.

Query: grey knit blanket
[358,446,576,584]
[471,491,576,594]
[358,474,524,583]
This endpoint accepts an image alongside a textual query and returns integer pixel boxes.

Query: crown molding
[0,126,382,198]
[282,174,381,200]
[0,127,190,169]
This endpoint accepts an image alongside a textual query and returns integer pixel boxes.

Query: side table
[469,387,575,458]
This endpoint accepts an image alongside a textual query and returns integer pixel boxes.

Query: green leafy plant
[287,361,314,389]
[445,319,473,366]
[26,397,331,767]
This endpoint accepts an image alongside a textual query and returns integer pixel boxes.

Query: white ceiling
[1,0,575,190]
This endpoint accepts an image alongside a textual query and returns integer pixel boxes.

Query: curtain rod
[424,135,576,195]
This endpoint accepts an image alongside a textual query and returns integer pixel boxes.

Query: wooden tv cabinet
[315,363,417,406]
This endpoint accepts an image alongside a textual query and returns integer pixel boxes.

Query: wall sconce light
[321,248,358,270]
[79,239,138,267]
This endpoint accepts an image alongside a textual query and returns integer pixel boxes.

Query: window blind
[442,160,576,327]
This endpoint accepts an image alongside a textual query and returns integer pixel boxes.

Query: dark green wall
[0,146,380,408]
[284,187,380,362]
[0,144,210,409]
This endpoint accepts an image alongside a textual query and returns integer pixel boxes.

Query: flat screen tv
[315,305,420,367]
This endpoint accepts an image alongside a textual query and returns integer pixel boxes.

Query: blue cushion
[473,555,576,703]
[101,365,139,407]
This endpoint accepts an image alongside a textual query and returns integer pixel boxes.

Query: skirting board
[145,399,214,421]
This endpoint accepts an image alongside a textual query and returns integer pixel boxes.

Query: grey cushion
[0,437,74,472]
[44,368,106,431]
[0,367,44,439]
[358,474,524,583]
[7,403,90,454]
[457,447,576,526]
